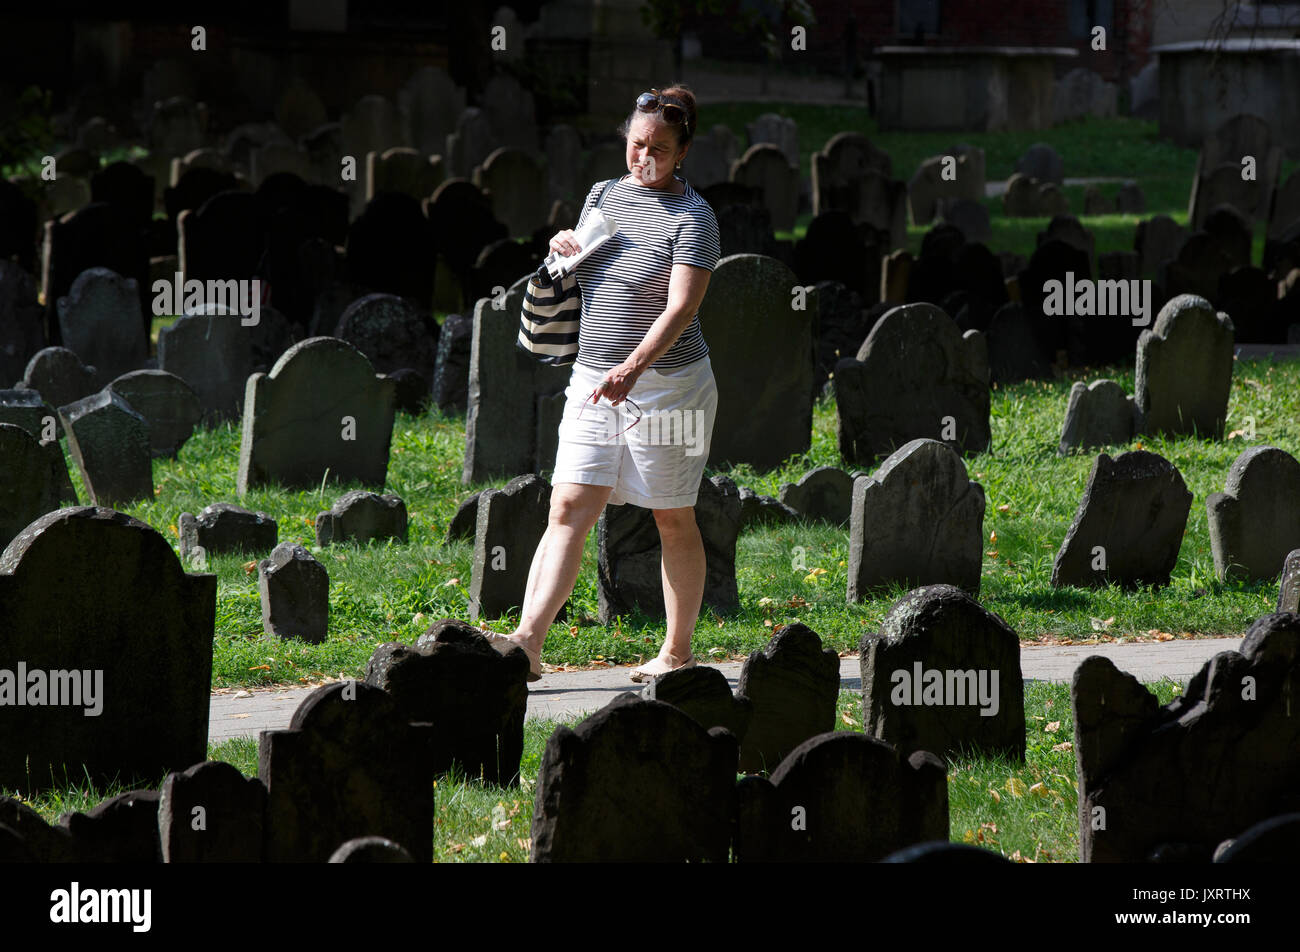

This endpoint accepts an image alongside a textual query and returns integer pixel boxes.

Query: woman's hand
[594,361,643,407]
[549,229,581,257]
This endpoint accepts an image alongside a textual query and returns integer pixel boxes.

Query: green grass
[7,681,1189,862]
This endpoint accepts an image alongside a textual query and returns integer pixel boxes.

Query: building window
[1068,0,1114,39]
[899,0,941,38]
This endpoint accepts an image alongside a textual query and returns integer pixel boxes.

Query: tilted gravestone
[1215,813,1300,863]
[335,292,439,391]
[16,347,98,417]
[731,144,799,233]
[1073,613,1300,862]
[530,693,737,863]
[777,466,853,525]
[1278,549,1300,613]
[259,681,434,863]
[58,390,152,505]
[860,585,1024,762]
[237,336,396,493]
[738,485,799,528]
[596,474,741,624]
[811,132,893,219]
[470,474,552,621]
[640,665,752,741]
[702,255,813,470]
[1058,379,1138,455]
[847,439,985,598]
[1135,294,1234,439]
[835,303,990,465]
[432,312,471,414]
[734,733,948,862]
[736,623,840,774]
[1206,446,1300,582]
[60,790,162,863]
[179,502,278,562]
[0,424,61,551]
[158,760,267,862]
[56,267,147,387]
[315,490,408,546]
[1051,450,1192,589]
[0,507,215,791]
[259,542,329,644]
[105,369,201,459]
[365,618,529,786]
[0,390,77,505]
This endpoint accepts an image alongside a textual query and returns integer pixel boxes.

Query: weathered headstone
[1206,446,1300,582]
[237,337,396,493]
[0,424,59,551]
[1135,294,1234,439]
[259,542,329,644]
[58,390,152,505]
[0,390,77,505]
[0,262,44,389]
[597,474,740,623]
[733,733,948,862]
[736,623,839,774]
[329,837,415,862]
[0,507,215,791]
[777,466,853,525]
[639,665,752,740]
[473,147,549,238]
[848,439,986,598]
[731,144,799,233]
[1015,143,1064,184]
[315,490,408,546]
[1074,613,1300,862]
[16,347,98,414]
[365,147,444,204]
[445,491,482,543]
[811,132,892,219]
[1135,214,1187,274]
[335,292,439,387]
[860,585,1024,762]
[178,502,278,563]
[470,475,551,620]
[60,790,161,863]
[104,369,201,458]
[986,302,1052,384]
[156,308,258,424]
[1051,450,1192,589]
[365,617,530,786]
[432,312,471,413]
[737,486,799,528]
[158,761,267,862]
[530,693,737,862]
[1278,549,1300,613]
[1058,379,1138,454]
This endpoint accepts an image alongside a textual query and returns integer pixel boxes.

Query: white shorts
[552,356,717,508]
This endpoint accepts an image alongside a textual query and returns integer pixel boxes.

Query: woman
[486,85,720,683]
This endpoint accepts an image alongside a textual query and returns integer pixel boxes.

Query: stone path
[208,636,1242,744]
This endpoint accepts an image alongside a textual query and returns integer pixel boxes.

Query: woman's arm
[594,262,712,406]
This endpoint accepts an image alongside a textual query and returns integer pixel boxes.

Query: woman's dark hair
[619,83,698,147]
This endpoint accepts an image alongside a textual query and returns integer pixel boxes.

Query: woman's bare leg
[652,506,705,663]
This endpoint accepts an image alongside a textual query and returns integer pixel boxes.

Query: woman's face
[625,113,687,188]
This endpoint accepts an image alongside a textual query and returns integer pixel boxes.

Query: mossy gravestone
[237,336,396,493]
[179,502,278,562]
[1058,379,1137,455]
[315,489,407,546]
[1073,613,1300,862]
[0,423,60,551]
[258,543,329,644]
[1206,446,1300,582]
[1135,294,1234,439]
[734,733,948,862]
[105,369,201,459]
[530,693,737,862]
[158,760,267,863]
[1051,450,1191,589]
[860,585,1024,763]
[59,390,153,506]
[0,508,215,792]
[469,474,552,621]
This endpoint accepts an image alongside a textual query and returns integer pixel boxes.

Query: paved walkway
[208,636,1242,744]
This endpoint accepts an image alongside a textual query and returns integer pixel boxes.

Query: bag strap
[593,177,619,210]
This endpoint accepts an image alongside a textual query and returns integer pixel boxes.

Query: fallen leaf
[997,504,1010,512]
[569,626,579,637]
[234,690,251,699]
[247,665,270,671]
[470,834,488,847]
[243,560,257,574]
[1052,741,1073,752]
[1045,720,1061,733]
[840,711,859,727]
[1155,631,1174,642]
[989,530,997,543]
[763,619,773,627]
[989,788,1001,803]
[1090,616,1115,631]
[446,843,464,853]
[1005,777,1027,798]
[801,569,826,584]
[757,596,777,609]
[231,713,250,719]
[443,578,460,587]
[516,838,530,850]
[1029,782,1050,797]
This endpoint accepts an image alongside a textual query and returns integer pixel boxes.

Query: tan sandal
[481,631,543,682]
[629,652,697,683]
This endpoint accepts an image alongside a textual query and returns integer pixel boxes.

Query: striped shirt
[571,174,721,371]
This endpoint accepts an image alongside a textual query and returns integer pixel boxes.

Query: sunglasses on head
[635,90,691,132]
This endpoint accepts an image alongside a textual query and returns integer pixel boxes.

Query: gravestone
[250,142,315,186]
[811,132,892,219]
[58,390,152,505]
[158,761,266,862]
[315,490,408,546]
[178,502,278,561]
[1016,238,1091,362]
[544,124,583,204]
[940,199,990,244]
[469,238,540,304]
[0,424,59,551]
[0,797,73,862]
[1115,183,1146,214]
[745,113,799,169]
[60,790,161,863]
[777,466,853,524]
[702,255,813,470]
[365,617,529,786]
[682,125,739,191]
[470,475,552,621]
[1083,185,1113,216]
[835,303,991,464]
[1015,143,1063,184]
[365,147,444,204]
[0,179,39,273]
[1217,266,1278,343]
[530,693,737,863]
[258,542,329,643]
[1053,67,1117,122]
[164,167,238,229]
[909,152,982,226]
[1037,215,1095,274]
[733,733,948,862]
[1161,231,1234,302]
[237,337,396,493]
[1203,205,1253,270]
[809,281,871,395]
[1278,549,1300,613]
[473,147,549,238]
[156,308,258,424]
[737,486,799,528]
[1074,613,1300,862]
[16,347,98,413]
[275,77,328,139]
[56,268,146,387]
[340,95,407,169]
[104,369,202,458]
[1190,164,1261,230]
[480,73,539,153]
[0,390,77,505]
[731,144,799,233]
[329,837,414,863]
[736,623,840,774]
[716,203,776,258]
[1002,172,1041,217]
[149,96,204,158]
[426,178,509,283]
[640,665,752,741]
[0,507,215,791]
[259,681,434,863]
[346,192,437,309]
[385,368,427,414]
[1215,814,1300,863]
[792,211,880,298]
[860,585,1024,762]
[0,262,44,388]
[445,491,482,543]
[1058,379,1138,454]
[178,191,263,285]
[335,292,439,387]
[445,107,497,180]
[1206,446,1300,582]
[1135,294,1234,439]
[1270,169,1300,239]
[1051,450,1192,589]
[398,65,465,157]
[848,439,986,598]
[986,302,1052,383]
[596,474,740,623]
